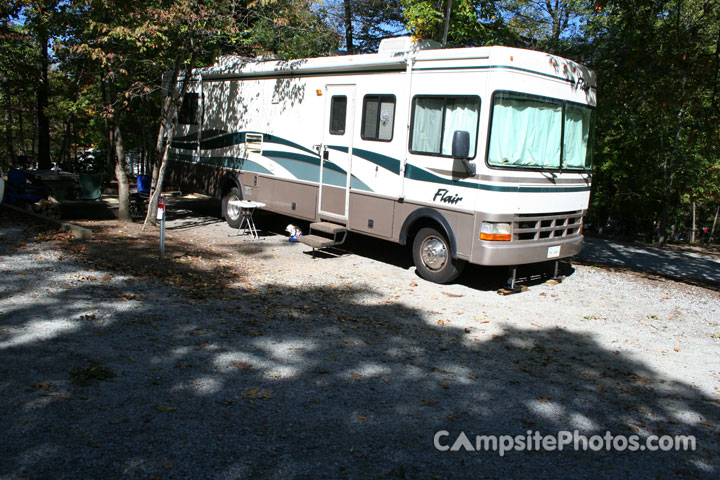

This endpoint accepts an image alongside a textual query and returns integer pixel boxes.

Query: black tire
[222,187,243,228]
[412,227,465,283]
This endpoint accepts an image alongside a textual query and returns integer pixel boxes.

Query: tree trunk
[143,52,195,230]
[657,103,686,246]
[113,121,131,222]
[442,0,453,47]
[711,203,719,244]
[18,103,25,157]
[344,1,354,54]
[36,26,51,170]
[3,81,13,167]
[100,77,114,170]
[690,201,696,243]
[31,100,36,164]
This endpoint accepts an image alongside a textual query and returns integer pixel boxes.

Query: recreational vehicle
[167,37,596,284]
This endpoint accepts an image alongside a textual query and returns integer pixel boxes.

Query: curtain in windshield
[563,104,592,168]
[488,95,562,168]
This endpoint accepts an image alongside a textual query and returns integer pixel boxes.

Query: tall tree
[20,1,66,170]
[500,0,591,53]
[585,0,720,242]
[402,0,507,47]
[142,0,338,228]
[327,1,405,54]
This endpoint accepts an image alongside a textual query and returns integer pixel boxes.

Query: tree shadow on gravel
[1,233,718,480]
[577,237,720,290]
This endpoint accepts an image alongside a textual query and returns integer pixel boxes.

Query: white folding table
[228,200,266,240]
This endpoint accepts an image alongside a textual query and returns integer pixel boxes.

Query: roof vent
[378,36,441,54]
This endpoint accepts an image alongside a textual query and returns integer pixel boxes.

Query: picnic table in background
[23,170,80,201]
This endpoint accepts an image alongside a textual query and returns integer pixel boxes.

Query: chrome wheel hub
[227,195,241,220]
[421,236,448,271]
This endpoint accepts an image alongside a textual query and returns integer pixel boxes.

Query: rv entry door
[319,84,356,220]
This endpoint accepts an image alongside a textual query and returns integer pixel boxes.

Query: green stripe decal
[266,135,317,156]
[171,141,198,150]
[174,132,587,193]
[353,148,401,175]
[264,150,320,182]
[200,132,245,150]
[404,164,590,193]
[170,152,271,174]
[404,164,478,190]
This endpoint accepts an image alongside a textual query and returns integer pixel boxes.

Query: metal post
[508,266,517,290]
[158,196,165,261]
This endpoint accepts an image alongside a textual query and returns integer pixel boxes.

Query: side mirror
[451,130,475,176]
[452,130,470,158]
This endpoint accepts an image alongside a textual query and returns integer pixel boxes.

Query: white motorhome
[167,37,596,284]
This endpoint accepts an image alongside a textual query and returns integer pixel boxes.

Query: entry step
[308,222,347,235]
[298,222,348,257]
[298,235,337,249]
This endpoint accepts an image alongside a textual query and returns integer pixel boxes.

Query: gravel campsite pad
[1,200,719,479]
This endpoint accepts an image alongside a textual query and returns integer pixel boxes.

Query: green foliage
[244,0,339,58]
[501,0,591,53]
[402,0,506,46]
[1,0,718,242]
[585,0,720,241]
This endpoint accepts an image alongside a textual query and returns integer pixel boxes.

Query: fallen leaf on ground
[155,405,177,412]
[33,382,55,391]
[231,361,253,371]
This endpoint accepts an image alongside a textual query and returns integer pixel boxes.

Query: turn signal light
[480,233,512,241]
[480,222,512,241]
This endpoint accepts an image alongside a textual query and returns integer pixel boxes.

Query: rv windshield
[487,92,593,170]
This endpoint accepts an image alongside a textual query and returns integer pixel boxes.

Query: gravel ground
[1,201,719,479]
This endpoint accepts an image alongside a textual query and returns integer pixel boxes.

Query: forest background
[1,0,718,242]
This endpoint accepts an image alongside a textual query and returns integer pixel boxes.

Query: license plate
[547,246,560,258]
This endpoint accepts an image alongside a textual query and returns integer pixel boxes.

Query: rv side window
[409,96,480,158]
[178,93,199,125]
[329,96,347,135]
[361,95,395,141]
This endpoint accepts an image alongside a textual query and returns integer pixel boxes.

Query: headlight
[479,222,512,241]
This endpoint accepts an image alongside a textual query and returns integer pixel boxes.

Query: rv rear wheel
[222,187,242,228]
[412,227,465,283]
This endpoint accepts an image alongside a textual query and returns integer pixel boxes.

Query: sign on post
[157,196,165,220]
[158,196,165,261]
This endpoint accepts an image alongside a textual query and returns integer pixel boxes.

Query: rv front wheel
[222,187,243,228]
[412,227,465,283]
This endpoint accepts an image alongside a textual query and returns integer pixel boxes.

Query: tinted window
[329,96,347,135]
[178,93,199,125]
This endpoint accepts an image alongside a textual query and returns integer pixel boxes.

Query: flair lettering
[433,188,463,205]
